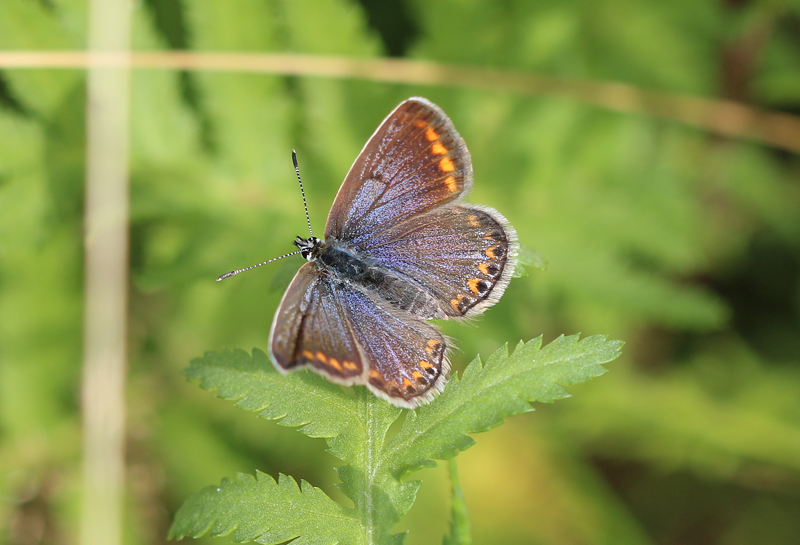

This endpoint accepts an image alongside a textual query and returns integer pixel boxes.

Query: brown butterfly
[224,98,517,408]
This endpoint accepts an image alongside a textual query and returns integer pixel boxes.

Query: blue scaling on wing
[329,279,448,408]
[360,205,518,318]
[269,263,365,383]
[324,98,472,249]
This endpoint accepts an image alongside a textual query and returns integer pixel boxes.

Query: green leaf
[178,335,620,543]
[183,348,380,462]
[168,471,362,544]
[513,244,547,277]
[382,335,620,479]
[181,0,290,185]
[0,0,83,116]
[182,349,405,542]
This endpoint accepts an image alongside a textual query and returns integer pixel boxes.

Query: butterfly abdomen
[318,242,445,319]
[360,268,445,319]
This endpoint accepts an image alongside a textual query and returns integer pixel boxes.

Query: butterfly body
[296,234,448,320]
[269,98,518,408]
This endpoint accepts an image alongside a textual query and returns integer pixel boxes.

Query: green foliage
[171,335,621,543]
[513,245,547,277]
[2,0,800,543]
[171,472,362,545]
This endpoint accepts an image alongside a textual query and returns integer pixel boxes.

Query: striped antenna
[217,250,303,281]
[216,150,314,282]
[292,149,314,237]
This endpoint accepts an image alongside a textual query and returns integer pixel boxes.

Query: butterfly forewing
[324,98,472,247]
[270,263,365,382]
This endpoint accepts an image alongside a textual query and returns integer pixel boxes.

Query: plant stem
[446,458,472,545]
[80,1,131,545]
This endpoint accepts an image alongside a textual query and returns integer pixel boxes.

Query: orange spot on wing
[427,339,439,348]
[302,350,315,360]
[486,246,496,259]
[412,370,423,379]
[478,263,490,275]
[425,127,440,141]
[450,293,466,311]
[431,142,447,155]
[369,370,382,380]
[415,120,427,129]
[419,360,433,369]
[343,360,358,371]
[328,358,342,371]
[439,157,455,172]
[468,278,481,295]
[444,175,457,192]
[467,215,480,227]
[316,351,327,363]
[403,377,413,388]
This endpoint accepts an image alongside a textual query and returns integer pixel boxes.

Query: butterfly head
[294,235,323,261]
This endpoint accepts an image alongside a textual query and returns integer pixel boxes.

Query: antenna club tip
[217,272,231,281]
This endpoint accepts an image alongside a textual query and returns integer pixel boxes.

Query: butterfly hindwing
[361,204,518,318]
[269,263,448,408]
[337,283,448,408]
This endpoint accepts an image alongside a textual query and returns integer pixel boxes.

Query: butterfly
[222,98,517,408]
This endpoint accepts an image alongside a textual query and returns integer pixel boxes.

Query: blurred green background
[2,0,800,544]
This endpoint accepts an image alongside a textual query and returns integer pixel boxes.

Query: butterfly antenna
[216,250,303,281]
[218,151,314,282]
[292,149,314,237]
